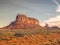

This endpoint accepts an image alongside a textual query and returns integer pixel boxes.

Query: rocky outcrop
[44,23,49,28]
[3,14,41,29]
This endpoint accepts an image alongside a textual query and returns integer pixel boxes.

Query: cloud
[52,0,60,12]
[56,5,60,12]
[44,15,60,27]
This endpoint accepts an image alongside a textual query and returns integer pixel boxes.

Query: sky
[0,0,60,27]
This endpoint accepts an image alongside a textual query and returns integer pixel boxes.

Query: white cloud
[52,0,60,12]
[56,5,60,12]
[43,15,60,27]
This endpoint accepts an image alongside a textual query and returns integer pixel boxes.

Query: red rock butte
[3,14,41,29]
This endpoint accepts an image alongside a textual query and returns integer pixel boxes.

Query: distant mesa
[51,26,60,29]
[3,14,42,29]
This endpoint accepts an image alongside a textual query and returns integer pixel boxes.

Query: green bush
[14,32,24,37]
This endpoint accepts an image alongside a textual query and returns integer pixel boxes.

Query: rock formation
[3,14,41,29]
[51,26,60,29]
[44,23,49,28]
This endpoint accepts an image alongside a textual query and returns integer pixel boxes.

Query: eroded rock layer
[4,14,41,29]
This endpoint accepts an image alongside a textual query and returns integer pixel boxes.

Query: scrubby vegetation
[0,28,60,45]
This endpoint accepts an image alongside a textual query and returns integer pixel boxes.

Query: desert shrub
[0,33,3,36]
[58,41,60,43]
[14,32,24,37]
[24,37,28,39]
[0,38,10,41]
[57,39,60,44]
[12,43,16,45]
[51,43,56,45]
[45,44,50,45]
[4,38,9,41]
[49,39,53,42]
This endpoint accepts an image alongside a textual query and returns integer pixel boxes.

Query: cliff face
[4,14,41,29]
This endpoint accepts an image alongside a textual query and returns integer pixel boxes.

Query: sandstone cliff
[3,14,41,29]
